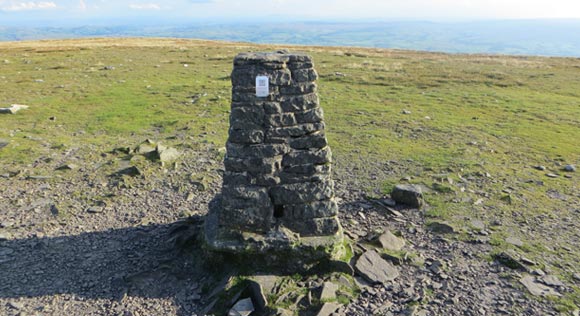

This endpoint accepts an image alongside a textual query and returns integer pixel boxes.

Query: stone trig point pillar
[205,51,343,260]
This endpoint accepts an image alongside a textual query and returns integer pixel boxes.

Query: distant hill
[1,19,580,57]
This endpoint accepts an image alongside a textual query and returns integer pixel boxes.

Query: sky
[1,0,580,26]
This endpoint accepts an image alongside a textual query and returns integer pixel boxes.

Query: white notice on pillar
[256,76,269,97]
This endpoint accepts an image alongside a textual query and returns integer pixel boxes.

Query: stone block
[282,217,340,236]
[221,206,273,232]
[262,102,282,114]
[280,82,317,95]
[223,171,252,186]
[266,123,325,139]
[283,163,331,175]
[280,94,319,112]
[265,113,297,128]
[269,180,334,205]
[284,200,338,219]
[232,91,278,103]
[229,129,265,144]
[224,156,281,174]
[282,147,332,166]
[229,106,265,130]
[226,143,288,158]
[295,108,324,124]
[292,68,319,82]
[287,62,314,70]
[289,133,327,149]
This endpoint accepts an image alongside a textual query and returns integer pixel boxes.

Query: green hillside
[0,38,579,311]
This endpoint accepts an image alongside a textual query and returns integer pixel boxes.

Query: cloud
[1,1,57,11]
[78,0,86,10]
[129,3,161,10]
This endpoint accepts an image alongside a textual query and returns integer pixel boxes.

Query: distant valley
[1,19,580,57]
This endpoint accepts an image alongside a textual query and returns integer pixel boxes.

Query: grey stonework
[205,51,342,254]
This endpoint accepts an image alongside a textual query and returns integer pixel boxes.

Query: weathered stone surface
[564,164,576,172]
[289,133,327,149]
[520,275,561,297]
[265,113,297,127]
[229,297,254,316]
[320,282,339,301]
[266,123,325,139]
[316,303,341,316]
[229,129,265,144]
[229,106,265,130]
[226,143,288,158]
[224,156,281,175]
[270,181,334,205]
[282,147,332,166]
[391,184,424,208]
[280,94,319,112]
[284,200,338,219]
[377,230,406,251]
[205,51,341,255]
[295,108,324,124]
[292,68,319,82]
[280,82,317,95]
[355,250,400,284]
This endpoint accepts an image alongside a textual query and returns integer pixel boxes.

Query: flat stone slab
[319,281,338,300]
[355,250,399,284]
[520,275,561,297]
[377,230,405,251]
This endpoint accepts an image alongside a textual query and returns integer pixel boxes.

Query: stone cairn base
[205,51,343,257]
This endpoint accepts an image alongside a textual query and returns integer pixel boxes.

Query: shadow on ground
[0,220,207,315]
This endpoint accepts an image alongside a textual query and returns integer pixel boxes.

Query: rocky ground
[0,142,577,316]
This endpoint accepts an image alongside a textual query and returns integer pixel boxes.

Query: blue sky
[1,0,580,26]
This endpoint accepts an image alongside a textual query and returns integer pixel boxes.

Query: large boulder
[391,184,424,208]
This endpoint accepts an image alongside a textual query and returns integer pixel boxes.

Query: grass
[1,38,579,308]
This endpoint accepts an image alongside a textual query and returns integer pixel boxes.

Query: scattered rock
[56,164,78,171]
[573,273,580,282]
[534,165,546,171]
[520,275,561,297]
[427,221,456,234]
[355,250,399,284]
[86,206,104,214]
[391,184,423,208]
[541,275,565,287]
[520,256,537,266]
[505,236,524,247]
[564,165,576,172]
[116,166,141,177]
[494,251,527,271]
[316,302,341,316]
[157,144,180,164]
[319,281,338,301]
[26,175,53,180]
[0,104,29,114]
[470,219,486,231]
[402,110,412,115]
[0,139,8,149]
[546,173,558,178]
[229,297,254,316]
[7,301,23,310]
[376,230,405,251]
